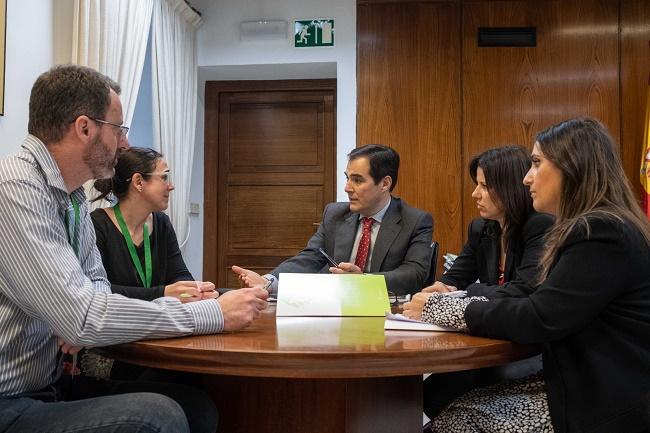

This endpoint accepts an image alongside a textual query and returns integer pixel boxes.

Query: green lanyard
[114,203,152,288]
[64,196,80,257]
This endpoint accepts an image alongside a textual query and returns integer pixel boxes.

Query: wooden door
[204,80,336,287]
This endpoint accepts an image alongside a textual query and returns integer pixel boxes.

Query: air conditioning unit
[240,20,288,41]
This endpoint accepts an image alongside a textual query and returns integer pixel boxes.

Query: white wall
[184,0,356,279]
[0,0,57,157]
[0,0,357,282]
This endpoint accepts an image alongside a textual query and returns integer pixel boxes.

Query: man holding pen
[233,144,434,296]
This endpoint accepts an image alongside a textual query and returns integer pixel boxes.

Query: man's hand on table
[217,287,269,331]
[328,262,362,274]
[231,265,267,288]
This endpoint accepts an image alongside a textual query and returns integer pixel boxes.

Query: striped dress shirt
[0,135,224,396]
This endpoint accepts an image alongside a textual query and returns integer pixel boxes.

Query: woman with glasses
[418,145,554,421]
[85,147,217,380]
[91,147,216,304]
[406,118,650,432]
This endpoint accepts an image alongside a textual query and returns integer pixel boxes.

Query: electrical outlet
[189,202,200,215]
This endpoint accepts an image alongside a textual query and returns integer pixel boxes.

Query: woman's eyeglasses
[142,171,172,185]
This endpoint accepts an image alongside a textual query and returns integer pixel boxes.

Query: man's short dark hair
[348,144,400,191]
[28,65,121,144]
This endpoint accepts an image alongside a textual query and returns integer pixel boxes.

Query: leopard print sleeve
[421,293,489,331]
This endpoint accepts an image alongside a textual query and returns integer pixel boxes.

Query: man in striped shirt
[0,65,268,433]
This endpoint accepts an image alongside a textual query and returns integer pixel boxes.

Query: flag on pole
[640,77,650,218]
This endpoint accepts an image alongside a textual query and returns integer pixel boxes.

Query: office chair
[425,241,439,286]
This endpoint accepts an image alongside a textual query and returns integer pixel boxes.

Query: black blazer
[466,216,650,432]
[91,209,193,300]
[440,212,554,298]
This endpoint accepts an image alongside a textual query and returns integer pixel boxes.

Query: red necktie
[354,217,375,271]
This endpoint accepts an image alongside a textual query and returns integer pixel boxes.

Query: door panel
[204,80,336,287]
[227,186,324,250]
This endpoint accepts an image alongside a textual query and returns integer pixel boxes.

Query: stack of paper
[384,312,459,332]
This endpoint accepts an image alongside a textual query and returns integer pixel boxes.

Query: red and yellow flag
[640,78,650,217]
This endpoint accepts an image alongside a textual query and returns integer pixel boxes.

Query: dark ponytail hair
[93,147,163,202]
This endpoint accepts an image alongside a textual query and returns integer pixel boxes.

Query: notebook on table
[276,273,390,317]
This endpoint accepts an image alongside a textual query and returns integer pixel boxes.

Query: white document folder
[276,273,390,317]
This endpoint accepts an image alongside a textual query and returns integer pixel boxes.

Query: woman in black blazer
[423,145,554,299]
[420,145,554,419]
[407,118,650,432]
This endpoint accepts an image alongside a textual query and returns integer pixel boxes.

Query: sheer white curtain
[72,0,153,125]
[72,0,154,207]
[151,0,202,249]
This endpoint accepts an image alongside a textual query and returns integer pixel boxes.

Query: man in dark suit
[233,144,433,295]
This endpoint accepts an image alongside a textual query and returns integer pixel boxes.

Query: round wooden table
[99,306,539,433]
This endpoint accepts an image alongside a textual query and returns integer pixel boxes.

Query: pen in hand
[318,248,339,268]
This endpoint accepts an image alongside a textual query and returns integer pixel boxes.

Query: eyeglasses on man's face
[89,117,130,137]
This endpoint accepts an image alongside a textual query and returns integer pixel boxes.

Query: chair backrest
[426,241,439,286]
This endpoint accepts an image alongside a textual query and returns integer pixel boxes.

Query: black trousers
[423,367,501,420]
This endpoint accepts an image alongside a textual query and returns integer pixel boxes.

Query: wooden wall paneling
[357,1,463,267]
[359,0,458,4]
[621,0,650,197]
[462,0,620,232]
[203,375,421,433]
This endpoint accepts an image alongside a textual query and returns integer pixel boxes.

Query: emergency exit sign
[294,19,334,47]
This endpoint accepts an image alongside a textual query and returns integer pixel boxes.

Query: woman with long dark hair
[420,145,554,420]
[422,145,553,298]
[406,118,650,432]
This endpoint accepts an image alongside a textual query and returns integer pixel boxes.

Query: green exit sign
[294,19,334,48]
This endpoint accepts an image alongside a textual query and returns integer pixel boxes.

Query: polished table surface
[100,306,539,433]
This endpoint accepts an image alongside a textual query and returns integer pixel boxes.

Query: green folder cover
[276,273,390,316]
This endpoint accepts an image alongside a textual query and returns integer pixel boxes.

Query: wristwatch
[262,274,276,294]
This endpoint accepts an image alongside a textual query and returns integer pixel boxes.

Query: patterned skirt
[428,371,553,433]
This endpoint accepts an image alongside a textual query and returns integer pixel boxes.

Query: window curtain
[151,0,202,249]
[71,0,154,207]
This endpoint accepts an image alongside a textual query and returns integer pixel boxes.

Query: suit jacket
[440,212,554,298]
[271,197,433,295]
[465,216,650,432]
